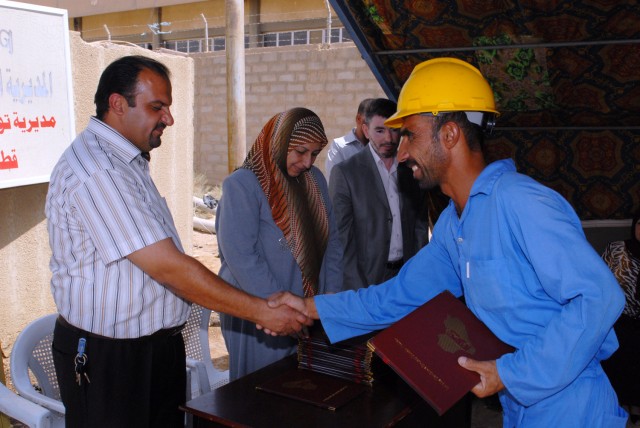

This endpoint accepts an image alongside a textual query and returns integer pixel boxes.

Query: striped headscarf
[242,108,329,297]
[626,213,640,299]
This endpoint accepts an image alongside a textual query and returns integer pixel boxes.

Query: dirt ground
[190,229,230,370]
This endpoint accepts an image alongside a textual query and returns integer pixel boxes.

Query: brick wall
[192,42,386,186]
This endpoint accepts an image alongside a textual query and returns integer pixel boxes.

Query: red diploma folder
[367,291,514,415]
[256,368,366,411]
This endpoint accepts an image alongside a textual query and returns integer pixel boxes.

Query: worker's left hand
[457,356,505,398]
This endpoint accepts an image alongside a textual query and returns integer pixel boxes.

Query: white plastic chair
[182,304,229,398]
[9,313,65,428]
[8,309,226,428]
[0,380,55,428]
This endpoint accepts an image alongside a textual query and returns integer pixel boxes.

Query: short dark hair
[431,111,484,152]
[357,98,374,115]
[363,98,397,124]
[94,55,171,120]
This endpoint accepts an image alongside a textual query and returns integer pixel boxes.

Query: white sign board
[0,0,75,189]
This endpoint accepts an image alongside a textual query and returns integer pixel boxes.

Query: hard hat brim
[384,111,411,128]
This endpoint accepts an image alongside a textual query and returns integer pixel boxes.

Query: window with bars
[162,27,350,53]
[163,39,205,53]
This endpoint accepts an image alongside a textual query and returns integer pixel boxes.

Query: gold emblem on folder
[437,315,476,355]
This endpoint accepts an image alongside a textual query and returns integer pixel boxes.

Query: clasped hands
[256,291,314,337]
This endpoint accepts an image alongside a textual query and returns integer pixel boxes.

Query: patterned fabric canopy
[331,0,640,219]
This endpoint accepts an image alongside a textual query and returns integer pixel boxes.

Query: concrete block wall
[192,42,386,186]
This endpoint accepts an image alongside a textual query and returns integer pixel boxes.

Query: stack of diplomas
[256,324,387,411]
[297,324,383,386]
[256,324,380,411]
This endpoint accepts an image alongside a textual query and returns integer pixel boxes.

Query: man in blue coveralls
[266,57,628,427]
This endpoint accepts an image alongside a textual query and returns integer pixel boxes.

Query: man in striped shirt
[45,55,310,428]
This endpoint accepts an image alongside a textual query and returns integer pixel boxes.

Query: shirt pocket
[464,258,513,313]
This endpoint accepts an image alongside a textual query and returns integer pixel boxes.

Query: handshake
[256,291,319,336]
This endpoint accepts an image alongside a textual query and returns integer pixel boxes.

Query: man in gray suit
[329,98,428,291]
[324,98,373,183]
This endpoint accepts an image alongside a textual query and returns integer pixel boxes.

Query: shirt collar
[470,158,516,198]
[87,116,143,164]
[367,143,398,172]
[346,128,366,146]
[346,128,357,142]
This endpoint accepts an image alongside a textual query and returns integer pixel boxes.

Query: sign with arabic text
[0,0,75,189]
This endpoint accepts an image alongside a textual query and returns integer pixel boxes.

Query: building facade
[22,0,350,51]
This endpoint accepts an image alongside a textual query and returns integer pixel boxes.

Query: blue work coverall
[315,159,627,427]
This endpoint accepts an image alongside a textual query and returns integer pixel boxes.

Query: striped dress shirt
[45,117,190,339]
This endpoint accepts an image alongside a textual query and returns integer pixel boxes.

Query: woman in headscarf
[215,107,344,380]
[601,212,640,423]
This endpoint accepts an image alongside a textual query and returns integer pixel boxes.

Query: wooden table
[180,355,471,428]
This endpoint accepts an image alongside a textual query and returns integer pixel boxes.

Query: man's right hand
[127,238,313,337]
[255,291,319,336]
[256,297,313,336]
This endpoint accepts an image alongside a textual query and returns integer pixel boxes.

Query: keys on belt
[74,337,90,386]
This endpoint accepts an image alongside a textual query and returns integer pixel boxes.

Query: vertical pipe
[247,0,260,49]
[226,0,247,173]
[151,7,161,50]
[324,0,332,45]
[201,13,209,52]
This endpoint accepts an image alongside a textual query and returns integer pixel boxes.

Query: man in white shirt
[45,55,310,428]
[324,98,373,182]
[328,98,428,290]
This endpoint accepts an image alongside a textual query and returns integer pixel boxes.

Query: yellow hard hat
[385,57,499,128]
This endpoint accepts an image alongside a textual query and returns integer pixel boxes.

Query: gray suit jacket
[328,147,429,291]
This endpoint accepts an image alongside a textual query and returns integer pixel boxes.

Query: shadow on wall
[0,184,48,252]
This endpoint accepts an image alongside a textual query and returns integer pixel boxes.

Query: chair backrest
[182,304,229,396]
[10,314,66,417]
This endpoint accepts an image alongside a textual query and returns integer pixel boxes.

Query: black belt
[386,259,404,270]
[57,316,184,340]
[148,324,185,338]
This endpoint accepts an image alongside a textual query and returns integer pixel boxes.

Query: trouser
[383,259,404,281]
[52,317,187,428]
[500,360,627,427]
[602,314,640,406]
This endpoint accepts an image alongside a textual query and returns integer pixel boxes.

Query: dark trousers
[602,314,640,407]
[52,318,187,428]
